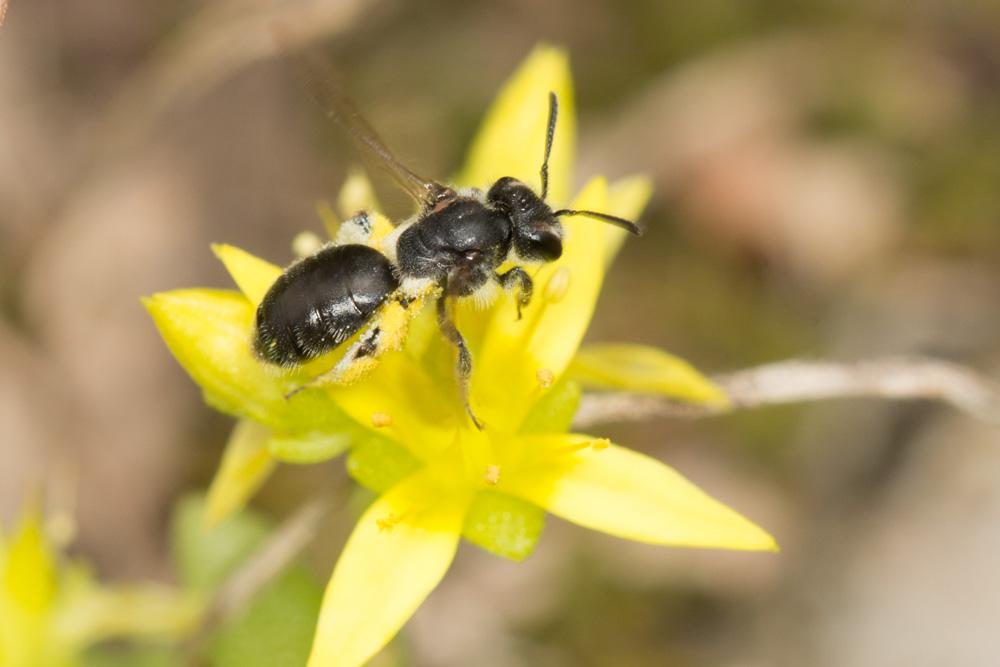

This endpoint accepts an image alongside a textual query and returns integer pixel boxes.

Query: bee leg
[436,296,482,430]
[496,267,533,320]
[283,325,383,399]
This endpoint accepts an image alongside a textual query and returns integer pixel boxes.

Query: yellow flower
[145,46,777,667]
[0,504,200,667]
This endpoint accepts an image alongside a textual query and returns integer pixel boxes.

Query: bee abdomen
[253,244,399,366]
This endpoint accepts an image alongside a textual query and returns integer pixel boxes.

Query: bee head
[485,93,642,264]
[487,176,563,262]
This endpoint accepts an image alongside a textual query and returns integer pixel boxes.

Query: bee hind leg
[282,286,429,399]
[436,296,482,430]
[282,325,383,399]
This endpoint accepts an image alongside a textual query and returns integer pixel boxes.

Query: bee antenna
[540,92,558,200]
[553,209,642,236]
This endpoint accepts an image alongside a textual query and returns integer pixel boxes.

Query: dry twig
[573,357,1000,428]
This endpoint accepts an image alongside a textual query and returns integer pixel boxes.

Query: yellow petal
[526,176,651,370]
[505,435,777,551]
[211,244,283,307]
[457,45,574,206]
[568,343,728,406]
[473,178,608,426]
[473,174,653,428]
[205,420,277,526]
[308,471,469,667]
[143,289,350,433]
[2,506,56,614]
[327,353,458,462]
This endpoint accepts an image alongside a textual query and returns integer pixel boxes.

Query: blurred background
[2,0,1000,665]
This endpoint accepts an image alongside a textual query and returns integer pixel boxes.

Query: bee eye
[535,231,562,260]
[517,227,562,261]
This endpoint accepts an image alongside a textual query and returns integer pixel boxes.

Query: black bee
[254,51,640,429]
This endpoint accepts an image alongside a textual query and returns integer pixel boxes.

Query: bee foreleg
[435,295,482,430]
[496,267,533,320]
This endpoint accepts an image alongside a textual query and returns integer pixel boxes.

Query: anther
[371,412,393,428]
[591,438,610,451]
[484,465,501,486]
[536,368,555,388]
[377,513,399,532]
[544,267,571,303]
[292,231,323,258]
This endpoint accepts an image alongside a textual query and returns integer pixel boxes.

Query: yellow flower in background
[146,46,777,667]
[0,505,199,667]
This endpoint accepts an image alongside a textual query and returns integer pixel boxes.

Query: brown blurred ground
[2,0,1000,665]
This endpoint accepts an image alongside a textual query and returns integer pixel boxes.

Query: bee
[254,50,640,429]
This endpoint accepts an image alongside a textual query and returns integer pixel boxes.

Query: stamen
[544,267,571,304]
[484,464,501,486]
[551,437,612,457]
[315,200,341,238]
[536,368,555,388]
[371,412,393,428]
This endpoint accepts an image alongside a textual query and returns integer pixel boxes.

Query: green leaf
[82,646,176,667]
[210,568,322,667]
[345,435,422,494]
[169,495,324,667]
[170,495,269,592]
[462,491,544,561]
[518,378,582,433]
[568,343,729,405]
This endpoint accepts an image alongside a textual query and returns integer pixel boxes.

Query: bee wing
[276,37,451,211]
